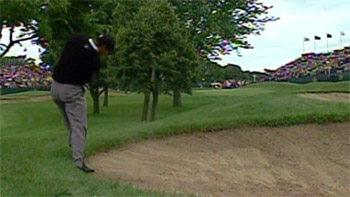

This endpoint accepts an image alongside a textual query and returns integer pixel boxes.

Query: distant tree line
[197,61,267,87]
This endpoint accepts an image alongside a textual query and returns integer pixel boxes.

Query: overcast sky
[1,27,43,64]
[2,0,350,71]
[215,0,350,72]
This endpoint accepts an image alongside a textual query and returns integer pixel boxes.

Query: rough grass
[1,81,349,196]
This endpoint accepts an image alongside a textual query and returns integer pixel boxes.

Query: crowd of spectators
[1,46,349,90]
[260,46,350,81]
[0,64,52,89]
[211,79,248,89]
[222,79,248,88]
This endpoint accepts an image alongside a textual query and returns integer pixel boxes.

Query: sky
[1,27,44,64]
[214,0,350,72]
[1,0,350,71]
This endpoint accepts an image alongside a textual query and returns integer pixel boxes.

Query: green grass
[1,81,350,196]
[0,90,50,99]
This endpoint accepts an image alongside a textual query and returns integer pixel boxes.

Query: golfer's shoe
[78,163,95,173]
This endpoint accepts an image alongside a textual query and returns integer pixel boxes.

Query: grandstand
[0,56,52,95]
[261,46,350,83]
[1,46,349,94]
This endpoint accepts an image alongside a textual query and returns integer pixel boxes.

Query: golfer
[51,34,115,173]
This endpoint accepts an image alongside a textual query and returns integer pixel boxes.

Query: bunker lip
[87,122,350,196]
[298,92,350,102]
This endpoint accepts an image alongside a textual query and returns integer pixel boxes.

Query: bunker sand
[298,93,350,102]
[88,122,350,196]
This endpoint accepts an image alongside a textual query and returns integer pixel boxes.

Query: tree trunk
[142,91,150,121]
[150,88,158,122]
[103,84,108,107]
[172,88,182,107]
[89,88,100,114]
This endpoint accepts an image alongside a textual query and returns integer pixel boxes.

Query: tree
[197,61,259,85]
[116,0,198,121]
[101,57,118,107]
[40,0,99,64]
[88,56,118,114]
[0,0,99,63]
[166,40,199,107]
[0,0,48,57]
[166,0,278,106]
[1,0,112,114]
[85,0,127,114]
[42,0,108,114]
[168,0,278,57]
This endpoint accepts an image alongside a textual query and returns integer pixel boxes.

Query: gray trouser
[51,80,87,167]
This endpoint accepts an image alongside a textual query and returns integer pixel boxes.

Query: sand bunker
[88,122,350,196]
[299,93,350,102]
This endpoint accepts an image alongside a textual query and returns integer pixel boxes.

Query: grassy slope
[1,82,349,196]
[0,90,50,99]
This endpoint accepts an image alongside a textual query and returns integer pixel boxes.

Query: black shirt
[53,34,100,86]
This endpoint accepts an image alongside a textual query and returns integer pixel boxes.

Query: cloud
[216,0,350,72]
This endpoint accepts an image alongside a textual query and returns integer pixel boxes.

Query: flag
[31,40,38,45]
[314,36,321,40]
[304,37,310,42]
[327,34,332,38]
[340,31,345,36]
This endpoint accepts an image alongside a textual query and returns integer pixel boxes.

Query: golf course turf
[1,81,349,196]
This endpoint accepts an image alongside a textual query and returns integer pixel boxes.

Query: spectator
[0,64,52,89]
[262,46,350,81]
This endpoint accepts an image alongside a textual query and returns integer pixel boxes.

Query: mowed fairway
[1,82,350,196]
